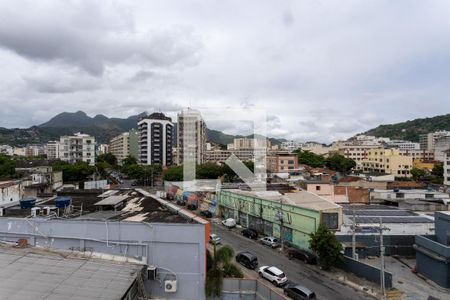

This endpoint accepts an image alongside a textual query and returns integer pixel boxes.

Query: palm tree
[205,244,243,297]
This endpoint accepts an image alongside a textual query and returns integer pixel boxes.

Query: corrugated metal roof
[0,245,142,299]
[94,195,128,206]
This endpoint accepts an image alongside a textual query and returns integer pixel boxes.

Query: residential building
[45,141,60,159]
[280,140,302,152]
[13,147,26,156]
[419,130,450,151]
[399,149,434,161]
[177,108,207,165]
[0,145,13,156]
[227,137,271,150]
[128,128,139,159]
[58,132,96,165]
[385,140,420,150]
[444,150,450,186]
[109,132,130,165]
[306,182,369,204]
[266,153,299,173]
[97,143,109,155]
[138,112,173,166]
[362,148,413,177]
[433,136,450,162]
[15,160,63,196]
[0,180,24,206]
[218,189,342,250]
[338,144,380,170]
[205,149,255,163]
[415,211,450,288]
[301,142,333,155]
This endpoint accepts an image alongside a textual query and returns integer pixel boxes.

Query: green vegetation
[0,155,15,179]
[96,153,118,166]
[324,154,356,174]
[309,223,343,270]
[410,163,444,184]
[205,245,243,297]
[410,167,426,181]
[162,161,255,182]
[121,155,161,185]
[363,113,450,142]
[52,160,95,182]
[294,149,324,168]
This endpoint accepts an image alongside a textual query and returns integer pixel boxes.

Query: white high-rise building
[177,108,206,165]
[419,130,450,151]
[138,113,173,166]
[45,141,60,159]
[58,133,96,165]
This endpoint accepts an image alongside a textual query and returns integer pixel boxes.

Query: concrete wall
[214,279,287,300]
[0,181,24,206]
[435,212,450,245]
[341,256,393,289]
[334,186,369,203]
[0,218,206,300]
[218,190,320,250]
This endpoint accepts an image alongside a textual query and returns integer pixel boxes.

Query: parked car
[187,204,197,210]
[241,228,258,239]
[258,266,288,287]
[176,200,186,206]
[235,252,258,269]
[209,233,221,245]
[222,218,236,229]
[283,284,316,299]
[287,248,317,264]
[260,236,280,248]
[200,210,213,218]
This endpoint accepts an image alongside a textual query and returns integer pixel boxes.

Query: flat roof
[94,195,129,206]
[226,189,341,211]
[0,244,143,299]
[342,204,434,224]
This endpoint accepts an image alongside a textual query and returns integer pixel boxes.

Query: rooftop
[342,204,434,224]
[226,189,341,212]
[0,244,143,300]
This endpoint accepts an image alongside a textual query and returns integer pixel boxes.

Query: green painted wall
[218,190,321,250]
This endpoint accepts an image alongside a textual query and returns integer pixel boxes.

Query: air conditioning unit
[164,280,177,293]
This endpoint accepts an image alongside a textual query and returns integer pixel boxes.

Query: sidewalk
[361,256,449,300]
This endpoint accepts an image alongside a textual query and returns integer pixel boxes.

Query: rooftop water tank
[20,197,36,209]
[54,196,72,208]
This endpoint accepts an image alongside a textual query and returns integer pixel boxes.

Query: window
[396,193,404,199]
[322,213,338,229]
[425,194,434,199]
[316,186,321,191]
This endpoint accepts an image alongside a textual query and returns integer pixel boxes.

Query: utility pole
[379,217,386,299]
[352,205,357,260]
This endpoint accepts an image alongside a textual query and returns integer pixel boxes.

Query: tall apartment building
[58,133,96,165]
[266,153,299,173]
[444,150,450,186]
[361,148,413,177]
[138,113,173,166]
[399,149,434,161]
[227,138,271,150]
[419,130,450,151]
[45,141,60,159]
[177,108,206,165]
[434,136,450,162]
[338,144,379,170]
[109,132,130,165]
[128,129,139,160]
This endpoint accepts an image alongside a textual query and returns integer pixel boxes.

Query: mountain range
[361,113,450,142]
[0,111,286,146]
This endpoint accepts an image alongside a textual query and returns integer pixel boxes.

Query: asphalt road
[210,223,375,300]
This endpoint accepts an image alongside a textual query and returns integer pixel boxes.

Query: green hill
[362,113,450,142]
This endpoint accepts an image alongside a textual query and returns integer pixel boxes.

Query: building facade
[109,132,130,165]
[434,136,450,162]
[361,148,413,177]
[58,133,96,165]
[338,144,380,170]
[45,141,60,159]
[138,113,173,166]
[385,140,420,150]
[177,108,206,165]
[419,130,450,151]
[266,153,299,173]
[444,150,450,186]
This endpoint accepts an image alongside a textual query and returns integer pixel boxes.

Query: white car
[258,266,288,287]
[221,218,236,228]
[260,236,280,248]
[209,234,221,245]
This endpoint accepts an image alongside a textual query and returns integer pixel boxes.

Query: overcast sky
[0,0,449,143]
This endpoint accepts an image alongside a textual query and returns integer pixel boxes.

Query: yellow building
[362,148,413,177]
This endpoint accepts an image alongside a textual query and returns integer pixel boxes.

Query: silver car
[209,233,221,245]
[260,236,280,248]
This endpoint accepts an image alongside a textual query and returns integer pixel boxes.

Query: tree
[431,163,444,184]
[196,163,224,179]
[52,160,95,182]
[162,165,184,181]
[309,223,343,270]
[295,150,324,168]
[410,167,426,181]
[0,155,15,178]
[97,153,118,166]
[324,154,356,173]
[205,245,243,297]
[122,155,138,167]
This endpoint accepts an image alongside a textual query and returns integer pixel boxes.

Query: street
[210,222,375,300]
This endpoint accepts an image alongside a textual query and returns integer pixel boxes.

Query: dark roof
[148,112,172,121]
[15,160,56,169]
